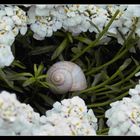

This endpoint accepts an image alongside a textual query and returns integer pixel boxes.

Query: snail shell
[47,61,87,94]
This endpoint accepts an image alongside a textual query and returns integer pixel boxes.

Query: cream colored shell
[47,61,87,94]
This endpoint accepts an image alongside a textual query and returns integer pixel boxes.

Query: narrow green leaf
[51,38,69,60]
[118,71,125,80]
[85,56,91,69]
[71,10,120,61]
[33,102,46,114]
[92,73,102,86]
[58,54,64,61]
[12,72,33,77]
[119,58,132,71]
[7,72,33,81]
[23,77,36,87]
[101,70,110,80]
[131,56,139,66]
[35,64,44,77]
[8,76,28,81]
[66,32,73,43]
[104,85,120,92]
[34,64,38,77]
[71,46,82,54]
[38,81,49,88]
[38,93,55,106]
[95,49,102,67]
[0,69,14,88]
[12,86,24,93]
[11,60,26,69]
[74,36,92,45]
[39,81,57,91]
[37,75,48,80]
[29,45,57,55]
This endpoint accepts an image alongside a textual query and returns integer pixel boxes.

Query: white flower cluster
[27,5,140,44]
[129,80,140,106]
[105,97,140,135]
[0,90,97,136]
[0,5,28,68]
[35,96,97,135]
[1,4,140,68]
[105,81,140,135]
[0,44,14,67]
[27,5,62,40]
[0,91,41,135]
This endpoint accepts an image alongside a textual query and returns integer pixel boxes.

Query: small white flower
[44,96,97,135]
[5,7,14,16]
[105,97,140,135]
[0,31,15,46]
[0,44,14,68]
[0,91,97,136]
[20,26,27,35]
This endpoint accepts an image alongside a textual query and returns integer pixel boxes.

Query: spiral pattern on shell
[47,61,87,94]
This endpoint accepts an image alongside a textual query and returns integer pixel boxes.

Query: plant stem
[73,65,140,96]
[87,91,128,108]
[74,63,129,95]
[111,66,140,87]
[114,18,138,56]
[94,84,135,96]
[86,47,130,76]
[86,18,138,76]
[71,10,120,61]
[93,66,136,93]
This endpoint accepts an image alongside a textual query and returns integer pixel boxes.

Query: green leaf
[37,75,48,80]
[131,56,139,66]
[71,46,82,54]
[7,72,33,81]
[33,102,46,114]
[14,72,33,77]
[36,64,44,77]
[0,69,14,88]
[101,70,110,80]
[92,73,102,86]
[39,81,57,91]
[104,85,120,92]
[38,81,49,88]
[12,86,25,93]
[85,56,91,69]
[66,32,73,43]
[74,36,92,45]
[29,45,57,55]
[38,93,55,106]
[51,38,69,60]
[34,64,38,77]
[23,77,36,87]
[119,58,132,71]
[11,60,26,69]
[95,49,102,67]
[118,71,125,80]
[58,54,64,61]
